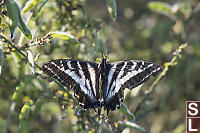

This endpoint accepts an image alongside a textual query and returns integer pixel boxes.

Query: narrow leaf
[51,31,78,44]
[34,0,48,20]
[51,31,77,40]
[148,1,177,21]
[27,49,35,74]
[0,36,3,74]
[12,51,26,79]
[18,12,32,40]
[119,103,135,121]
[5,0,19,39]
[12,82,25,102]
[19,100,33,133]
[22,0,43,14]
[34,53,40,62]
[97,120,104,133]
[118,121,147,132]
[19,120,29,133]
[106,0,117,21]
[27,49,34,65]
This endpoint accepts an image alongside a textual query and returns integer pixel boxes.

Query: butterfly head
[99,56,110,73]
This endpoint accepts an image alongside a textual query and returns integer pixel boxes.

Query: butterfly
[42,57,162,113]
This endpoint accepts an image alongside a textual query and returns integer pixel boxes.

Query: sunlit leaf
[34,53,40,62]
[119,103,135,121]
[51,31,77,40]
[12,82,25,102]
[34,0,48,20]
[22,0,44,14]
[148,1,177,21]
[118,121,147,132]
[51,31,78,44]
[0,36,3,74]
[27,49,34,64]
[27,49,35,74]
[106,0,117,21]
[19,100,33,120]
[19,100,33,133]
[5,0,19,39]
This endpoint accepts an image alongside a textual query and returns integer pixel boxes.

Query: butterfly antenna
[102,51,110,60]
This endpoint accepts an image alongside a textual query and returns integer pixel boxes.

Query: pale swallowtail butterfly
[42,57,162,113]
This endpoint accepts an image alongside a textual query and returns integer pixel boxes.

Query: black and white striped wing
[42,59,100,109]
[103,60,162,110]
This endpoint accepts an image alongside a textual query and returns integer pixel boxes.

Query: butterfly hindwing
[42,59,100,109]
[102,60,162,110]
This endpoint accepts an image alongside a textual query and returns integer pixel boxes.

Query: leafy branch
[134,43,188,115]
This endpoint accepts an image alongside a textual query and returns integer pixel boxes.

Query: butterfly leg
[98,107,101,120]
[107,109,110,116]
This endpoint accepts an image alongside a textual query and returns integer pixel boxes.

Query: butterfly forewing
[42,58,162,112]
[42,59,100,109]
[103,60,162,110]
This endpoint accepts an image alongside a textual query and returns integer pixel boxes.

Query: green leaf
[106,0,117,21]
[148,1,177,21]
[119,103,135,121]
[97,120,104,133]
[12,51,26,79]
[12,82,25,102]
[51,31,78,44]
[118,121,147,132]
[5,0,19,39]
[12,76,35,102]
[34,0,48,20]
[0,36,3,74]
[27,49,34,65]
[27,49,35,74]
[19,120,29,133]
[19,100,33,133]
[22,0,44,14]
[18,12,32,40]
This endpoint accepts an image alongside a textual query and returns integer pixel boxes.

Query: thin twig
[0,34,42,69]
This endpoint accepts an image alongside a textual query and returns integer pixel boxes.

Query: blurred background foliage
[0,0,199,132]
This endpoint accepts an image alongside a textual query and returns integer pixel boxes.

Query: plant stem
[134,43,188,115]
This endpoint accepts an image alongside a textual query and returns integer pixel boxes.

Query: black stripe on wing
[42,59,100,109]
[103,60,162,111]
[118,60,162,90]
